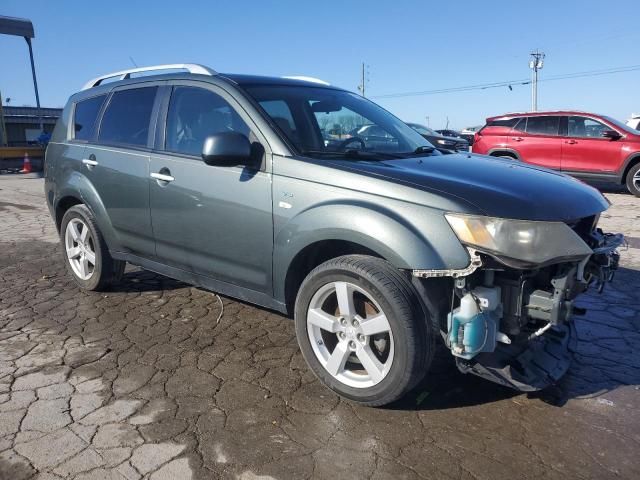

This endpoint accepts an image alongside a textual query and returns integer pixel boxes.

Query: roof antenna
[129,56,138,67]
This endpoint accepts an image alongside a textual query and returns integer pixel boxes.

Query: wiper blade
[301,149,403,160]
[413,145,435,154]
[343,149,405,160]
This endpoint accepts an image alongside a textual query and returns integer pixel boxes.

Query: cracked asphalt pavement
[0,175,638,480]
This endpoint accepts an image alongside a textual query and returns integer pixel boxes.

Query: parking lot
[0,175,638,480]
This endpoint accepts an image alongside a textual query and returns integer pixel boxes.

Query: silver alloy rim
[633,169,640,190]
[64,218,96,280]
[307,281,394,388]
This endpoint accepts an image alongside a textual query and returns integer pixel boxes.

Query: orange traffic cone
[20,152,32,174]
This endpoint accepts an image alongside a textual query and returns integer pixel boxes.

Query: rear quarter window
[487,118,520,128]
[480,118,521,135]
[73,95,107,141]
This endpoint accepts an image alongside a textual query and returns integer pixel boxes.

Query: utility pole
[357,62,368,97]
[0,90,7,146]
[529,50,545,112]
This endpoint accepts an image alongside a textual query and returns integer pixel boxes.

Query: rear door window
[98,87,158,147]
[525,116,560,136]
[73,95,107,141]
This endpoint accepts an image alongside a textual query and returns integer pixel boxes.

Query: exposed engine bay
[415,223,624,392]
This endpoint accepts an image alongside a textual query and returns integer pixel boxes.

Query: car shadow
[47,240,640,412]
[106,266,188,293]
[586,182,628,195]
[391,265,640,411]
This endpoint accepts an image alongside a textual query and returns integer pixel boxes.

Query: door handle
[151,172,175,182]
[511,137,524,142]
[82,158,98,167]
[565,139,578,144]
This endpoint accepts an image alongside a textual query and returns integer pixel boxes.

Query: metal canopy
[0,16,35,38]
[0,15,42,139]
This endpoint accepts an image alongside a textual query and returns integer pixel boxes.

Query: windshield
[245,85,434,158]
[602,115,639,135]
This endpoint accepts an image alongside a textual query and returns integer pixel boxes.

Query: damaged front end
[413,214,624,392]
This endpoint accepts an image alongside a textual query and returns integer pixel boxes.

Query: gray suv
[45,64,623,406]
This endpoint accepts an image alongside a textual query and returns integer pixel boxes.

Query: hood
[328,153,609,221]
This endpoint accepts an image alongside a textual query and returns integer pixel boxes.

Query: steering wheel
[336,136,366,151]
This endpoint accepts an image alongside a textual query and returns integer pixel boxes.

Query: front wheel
[294,255,433,406]
[625,163,640,197]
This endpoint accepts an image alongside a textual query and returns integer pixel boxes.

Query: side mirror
[202,132,251,166]
[601,129,622,140]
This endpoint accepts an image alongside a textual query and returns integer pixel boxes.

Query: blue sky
[1,0,639,129]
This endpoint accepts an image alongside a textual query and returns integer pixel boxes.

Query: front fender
[56,170,122,252]
[273,201,469,302]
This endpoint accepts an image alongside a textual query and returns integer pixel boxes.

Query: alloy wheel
[307,281,394,388]
[64,218,96,280]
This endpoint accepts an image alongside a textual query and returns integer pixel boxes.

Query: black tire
[493,153,517,160]
[294,255,434,406]
[60,204,125,291]
[625,163,640,197]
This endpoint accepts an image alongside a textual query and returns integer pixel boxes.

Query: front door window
[568,116,608,138]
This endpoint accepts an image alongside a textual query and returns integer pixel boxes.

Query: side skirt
[111,251,288,315]
[563,171,620,183]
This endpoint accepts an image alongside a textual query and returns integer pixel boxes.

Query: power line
[372,63,640,99]
[544,64,640,82]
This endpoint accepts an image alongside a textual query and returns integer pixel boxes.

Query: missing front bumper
[437,230,623,392]
[455,322,577,392]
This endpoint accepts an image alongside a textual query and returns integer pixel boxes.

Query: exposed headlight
[445,213,592,266]
[436,139,455,146]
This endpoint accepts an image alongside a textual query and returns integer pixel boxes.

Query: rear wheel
[294,255,433,406]
[60,205,124,291]
[625,163,640,197]
[492,152,517,160]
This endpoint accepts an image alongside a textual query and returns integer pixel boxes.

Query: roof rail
[81,63,217,90]
[282,76,330,86]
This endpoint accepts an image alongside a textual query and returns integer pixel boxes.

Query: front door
[149,84,273,294]
[561,116,623,173]
[82,85,160,257]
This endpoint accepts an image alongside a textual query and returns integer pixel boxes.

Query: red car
[472,110,640,196]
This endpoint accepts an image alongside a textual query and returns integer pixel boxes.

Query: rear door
[82,84,160,257]
[561,115,623,173]
[149,82,273,294]
[515,115,562,169]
